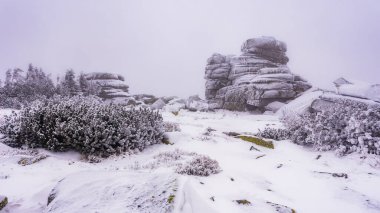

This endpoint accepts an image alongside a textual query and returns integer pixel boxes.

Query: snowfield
[1,109,380,213]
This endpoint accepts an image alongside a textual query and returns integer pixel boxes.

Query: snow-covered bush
[176,155,221,176]
[255,127,290,141]
[0,96,164,157]
[163,122,181,132]
[283,98,380,156]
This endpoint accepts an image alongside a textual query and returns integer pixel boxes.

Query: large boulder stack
[84,72,129,101]
[205,36,311,111]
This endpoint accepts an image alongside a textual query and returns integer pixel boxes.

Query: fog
[1,0,379,97]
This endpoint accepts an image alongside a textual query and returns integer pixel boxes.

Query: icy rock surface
[334,78,380,102]
[84,72,129,100]
[277,89,380,117]
[185,95,209,112]
[205,36,311,111]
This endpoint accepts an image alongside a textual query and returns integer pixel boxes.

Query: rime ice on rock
[84,72,129,101]
[333,78,380,102]
[205,36,312,111]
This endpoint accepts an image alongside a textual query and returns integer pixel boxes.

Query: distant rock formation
[84,72,129,100]
[333,78,380,102]
[205,36,312,111]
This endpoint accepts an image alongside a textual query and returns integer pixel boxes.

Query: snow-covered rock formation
[277,77,380,117]
[84,72,129,101]
[277,89,380,117]
[205,36,312,111]
[334,78,380,102]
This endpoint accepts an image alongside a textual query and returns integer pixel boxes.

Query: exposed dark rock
[235,199,251,205]
[18,154,48,166]
[314,171,349,179]
[266,201,296,213]
[0,195,8,211]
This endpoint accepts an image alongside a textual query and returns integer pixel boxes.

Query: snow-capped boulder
[265,101,286,112]
[163,98,186,113]
[132,94,158,105]
[185,95,209,111]
[334,78,380,102]
[204,36,311,111]
[241,37,289,64]
[150,98,166,110]
[277,89,380,118]
[84,72,129,101]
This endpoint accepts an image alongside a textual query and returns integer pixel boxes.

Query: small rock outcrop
[0,195,8,211]
[334,78,380,102]
[205,36,311,111]
[84,72,129,101]
[185,95,209,112]
[150,98,166,110]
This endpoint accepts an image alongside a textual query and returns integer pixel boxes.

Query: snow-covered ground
[1,109,380,213]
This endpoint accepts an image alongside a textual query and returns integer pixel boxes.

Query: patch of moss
[0,196,8,210]
[167,194,175,204]
[235,199,251,205]
[237,136,274,149]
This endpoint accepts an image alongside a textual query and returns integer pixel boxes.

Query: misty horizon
[1,0,379,98]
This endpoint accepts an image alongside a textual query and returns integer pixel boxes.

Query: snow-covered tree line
[0,96,165,157]
[257,98,380,156]
[0,64,98,109]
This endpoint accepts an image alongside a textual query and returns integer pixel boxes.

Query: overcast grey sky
[1,0,379,97]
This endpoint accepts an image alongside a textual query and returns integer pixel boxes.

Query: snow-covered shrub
[163,122,181,132]
[0,96,164,157]
[255,127,290,141]
[283,98,380,156]
[152,149,197,166]
[176,155,221,176]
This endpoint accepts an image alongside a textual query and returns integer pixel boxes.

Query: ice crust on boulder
[84,72,129,100]
[334,78,380,102]
[205,37,312,111]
